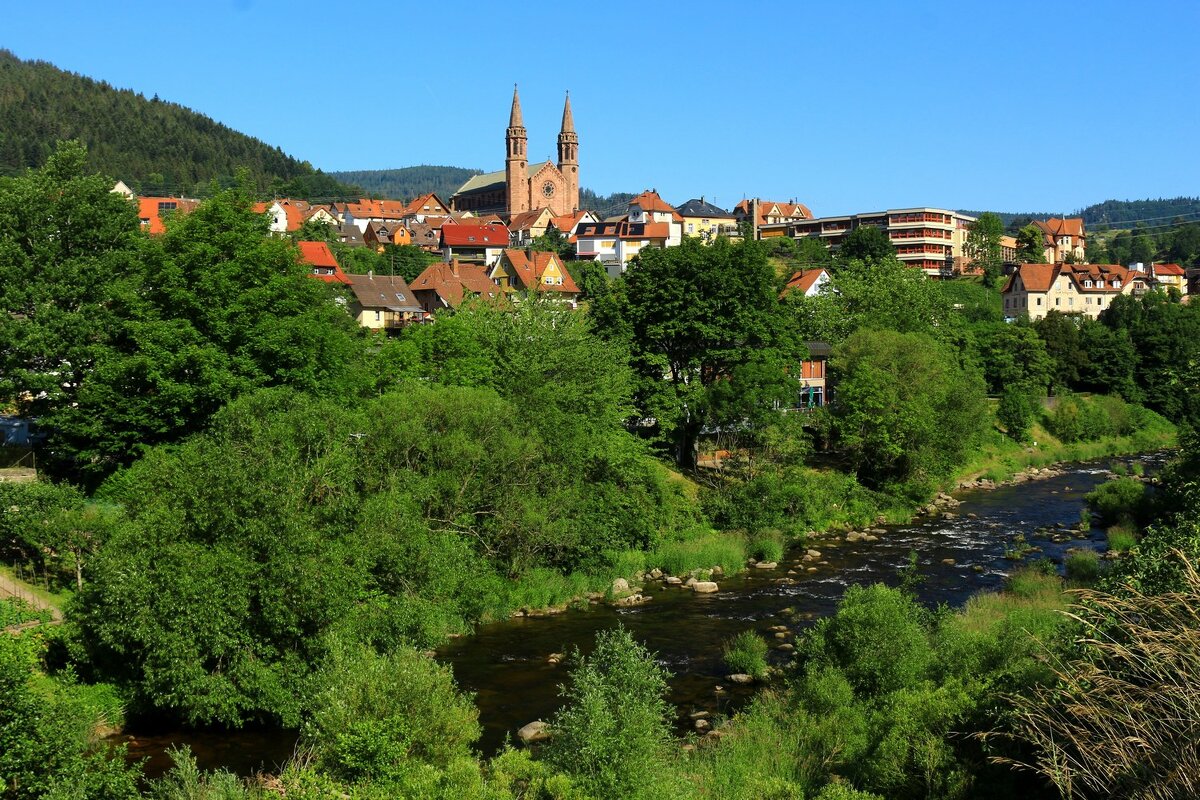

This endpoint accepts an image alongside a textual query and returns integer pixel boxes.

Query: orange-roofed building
[341,198,412,232]
[549,210,598,241]
[137,196,199,234]
[297,241,352,285]
[364,220,412,251]
[627,190,683,246]
[1002,262,1149,321]
[401,193,451,222]
[410,259,503,313]
[1032,218,1086,263]
[783,268,832,298]
[507,207,556,246]
[1150,263,1187,295]
[489,249,580,306]
[733,198,814,231]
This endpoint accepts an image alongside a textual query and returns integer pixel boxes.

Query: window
[687,224,694,233]
[1056,298,1061,306]
[1037,298,1042,305]
[374,311,381,322]
[1114,280,1122,288]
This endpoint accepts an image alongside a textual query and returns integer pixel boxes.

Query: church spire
[560,91,574,134]
[509,84,524,128]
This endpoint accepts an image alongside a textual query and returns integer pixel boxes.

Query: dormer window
[1114,280,1122,288]
[1083,279,1093,288]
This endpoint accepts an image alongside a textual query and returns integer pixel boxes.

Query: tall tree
[1015,224,1045,263]
[612,237,802,467]
[838,225,895,263]
[965,212,1005,286]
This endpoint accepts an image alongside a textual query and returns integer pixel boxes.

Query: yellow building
[675,197,738,241]
[1002,263,1149,321]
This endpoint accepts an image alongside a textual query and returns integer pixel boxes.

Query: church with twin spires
[450,87,579,219]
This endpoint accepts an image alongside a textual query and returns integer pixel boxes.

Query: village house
[627,190,683,246]
[549,209,598,241]
[783,268,833,297]
[136,196,199,234]
[1149,263,1188,295]
[337,198,411,233]
[1001,262,1149,321]
[1032,217,1086,263]
[345,272,425,330]
[506,207,556,247]
[440,221,510,267]
[297,241,351,285]
[408,221,442,253]
[363,220,411,251]
[489,249,580,306]
[400,192,451,224]
[410,259,504,314]
[575,219,673,277]
[796,341,831,409]
[676,197,737,241]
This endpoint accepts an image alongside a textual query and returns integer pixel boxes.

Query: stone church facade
[451,88,579,219]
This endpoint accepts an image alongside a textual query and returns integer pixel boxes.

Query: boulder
[754,561,778,570]
[611,578,630,595]
[684,577,697,588]
[777,642,795,651]
[711,566,724,577]
[726,673,755,684]
[612,593,649,607]
[806,549,822,558]
[665,576,683,585]
[648,568,663,579]
[518,720,551,744]
[692,581,719,594]
[547,652,565,665]
[941,558,956,566]
[694,718,712,732]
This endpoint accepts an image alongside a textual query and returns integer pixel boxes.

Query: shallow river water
[118,452,1166,774]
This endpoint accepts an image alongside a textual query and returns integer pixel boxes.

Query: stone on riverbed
[665,576,683,585]
[806,549,822,558]
[648,568,663,579]
[518,720,551,744]
[611,593,650,607]
[692,581,719,593]
[611,577,630,595]
[726,673,754,684]
[754,561,778,569]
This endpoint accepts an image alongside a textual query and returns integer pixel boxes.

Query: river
[116,452,1164,775]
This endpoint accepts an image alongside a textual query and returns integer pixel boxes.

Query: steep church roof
[454,170,506,196]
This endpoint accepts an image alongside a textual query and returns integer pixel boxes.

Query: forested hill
[328,166,484,201]
[963,197,1200,230]
[0,50,360,199]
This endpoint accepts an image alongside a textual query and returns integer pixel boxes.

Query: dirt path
[1,570,64,628]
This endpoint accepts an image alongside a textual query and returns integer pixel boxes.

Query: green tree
[837,225,895,263]
[830,329,988,492]
[1033,311,1086,390]
[965,212,1005,287]
[1015,224,1045,263]
[997,387,1038,441]
[613,237,803,467]
[975,322,1053,395]
[529,224,574,260]
[545,627,681,799]
[1167,223,1200,265]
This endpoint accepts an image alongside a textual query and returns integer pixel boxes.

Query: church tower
[557,92,579,213]
[505,85,529,215]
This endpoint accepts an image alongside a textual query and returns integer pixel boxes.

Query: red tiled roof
[508,207,552,232]
[784,268,829,295]
[1002,263,1058,293]
[345,198,410,220]
[734,198,813,225]
[297,241,352,285]
[402,193,450,216]
[1036,217,1085,238]
[137,197,199,235]
[1003,262,1146,294]
[498,249,580,294]
[629,190,676,215]
[410,260,500,308]
[440,222,510,246]
[1155,263,1185,276]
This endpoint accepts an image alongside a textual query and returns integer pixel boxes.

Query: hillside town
[115,88,1195,350]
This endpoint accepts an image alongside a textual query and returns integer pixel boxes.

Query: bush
[1086,477,1149,526]
[1107,525,1137,553]
[723,631,769,679]
[748,530,785,563]
[997,388,1037,442]
[303,641,480,783]
[1064,550,1102,584]
[544,627,681,799]
[1044,396,1086,443]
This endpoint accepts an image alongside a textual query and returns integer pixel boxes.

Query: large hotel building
[760,208,977,277]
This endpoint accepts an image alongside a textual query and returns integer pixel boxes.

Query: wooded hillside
[0,50,359,199]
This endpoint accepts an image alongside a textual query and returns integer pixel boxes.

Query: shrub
[1086,477,1149,526]
[724,631,769,679]
[1107,524,1137,553]
[997,388,1037,442]
[748,530,785,563]
[303,641,480,783]
[544,626,682,799]
[1064,550,1102,584]
[1044,396,1085,443]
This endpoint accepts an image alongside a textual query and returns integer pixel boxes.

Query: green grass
[723,630,769,679]
[650,530,747,577]
[1065,550,1103,584]
[0,596,52,627]
[748,530,784,563]
[1107,524,1138,553]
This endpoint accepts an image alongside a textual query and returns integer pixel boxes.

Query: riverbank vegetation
[4,147,1200,797]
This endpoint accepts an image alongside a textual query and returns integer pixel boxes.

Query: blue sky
[5,0,1198,215]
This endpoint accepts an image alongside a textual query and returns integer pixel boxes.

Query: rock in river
[692,581,719,593]
[518,720,551,744]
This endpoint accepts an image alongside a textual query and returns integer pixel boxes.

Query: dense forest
[0,50,360,199]
[328,165,484,202]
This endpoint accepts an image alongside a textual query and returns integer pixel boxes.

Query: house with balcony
[1002,262,1149,321]
[627,190,684,246]
[1150,263,1188,295]
[575,219,673,277]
